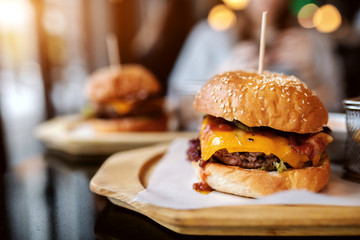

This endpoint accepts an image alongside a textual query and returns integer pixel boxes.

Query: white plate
[327,112,347,162]
[35,115,197,156]
[328,112,346,138]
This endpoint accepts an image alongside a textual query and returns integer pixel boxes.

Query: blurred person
[355,7,360,35]
[169,0,344,112]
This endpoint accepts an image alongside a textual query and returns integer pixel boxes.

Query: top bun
[194,71,328,134]
[86,64,160,103]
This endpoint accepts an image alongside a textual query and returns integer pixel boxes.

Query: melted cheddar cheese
[108,100,135,115]
[200,116,309,169]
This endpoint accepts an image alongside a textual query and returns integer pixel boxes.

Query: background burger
[84,64,167,132]
[187,71,333,198]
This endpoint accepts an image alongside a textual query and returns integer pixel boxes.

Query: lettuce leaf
[81,104,95,118]
[275,160,287,172]
[259,160,287,172]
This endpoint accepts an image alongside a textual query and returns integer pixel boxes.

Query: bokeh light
[208,4,236,31]
[313,4,341,33]
[223,0,249,11]
[42,7,67,35]
[290,0,318,16]
[297,3,318,28]
[0,0,32,30]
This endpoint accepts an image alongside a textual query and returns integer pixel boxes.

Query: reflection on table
[1,148,359,240]
[1,151,105,240]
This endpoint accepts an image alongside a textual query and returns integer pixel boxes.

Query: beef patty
[187,138,279,169]
[212,149,279,169]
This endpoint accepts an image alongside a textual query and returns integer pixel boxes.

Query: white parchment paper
[134,138,360,209]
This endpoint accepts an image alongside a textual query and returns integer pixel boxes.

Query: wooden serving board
[35,115,197,156]
[90,143,360,236]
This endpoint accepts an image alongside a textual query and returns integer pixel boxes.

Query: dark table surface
[1,149,359,240]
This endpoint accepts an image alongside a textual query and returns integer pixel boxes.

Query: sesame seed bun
[192,154,330,198]
[194,71,328,134]
[85,64,167,132]
[86,64,161,103]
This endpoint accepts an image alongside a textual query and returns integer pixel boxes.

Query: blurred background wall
[0,0,359,169]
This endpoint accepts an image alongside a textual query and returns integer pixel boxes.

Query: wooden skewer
[258,11,267,74]
[106,32,121,69]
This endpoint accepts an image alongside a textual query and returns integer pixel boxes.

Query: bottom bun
[192,155,330,198]
[89,115,167,132]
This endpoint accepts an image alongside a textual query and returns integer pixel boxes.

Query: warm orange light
[297,3,318,28]
[208,4,236,31]
[313,4,341,33]
[223,0,249,10]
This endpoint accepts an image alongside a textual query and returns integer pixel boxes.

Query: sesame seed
[303,118,307,122]
[223,110,227,113]
[255,91,258,94]
[307,101,310,105]
[220,104,224,109]
[286,92,290,96]
[304,93,308,97]
[210,91,214,95]
[259,120,262,125]
[298,107,302,110]
[239,94,243,98]
[240,110,244,115]
[287,98,290,102]
[228,92,232,96]
[261,108,265,111]
[232,107,236,112]
[249,82,253,85]
[225,102,229,107]
[259,96,263,99]
[302,100,305,104]
[270,87,274,91]
[281,94,285,98]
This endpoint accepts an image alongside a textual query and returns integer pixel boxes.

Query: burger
[84,64,167,132]
[187,71,333,198]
